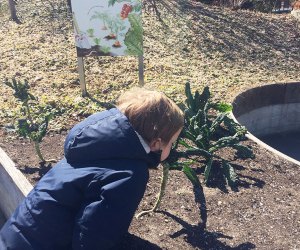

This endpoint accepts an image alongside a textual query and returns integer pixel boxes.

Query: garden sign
[71,0,143,95]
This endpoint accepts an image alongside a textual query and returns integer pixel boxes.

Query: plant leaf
[178,138,194,149]
[182,130,196,142]
[17,118,30,138]
[204,158,213,184]
[198,86,210,111]
[209,133,240,152]
[185,82,196,112]
[210,113,227,134]
[213,103,232,112]
[168,162,183,171]
[222,160,237,187]
[223,116,247,136]
[182,165,201,187]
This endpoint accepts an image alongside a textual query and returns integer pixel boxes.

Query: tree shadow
[151,0,300,67]
[143,0,179,26]
[111,233,162,250]
[160,211,256,250]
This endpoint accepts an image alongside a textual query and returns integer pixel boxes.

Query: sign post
[138,54,144,86]
[71,0,143,96]
[77,57,87,96]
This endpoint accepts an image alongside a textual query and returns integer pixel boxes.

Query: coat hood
[64,108,160,167]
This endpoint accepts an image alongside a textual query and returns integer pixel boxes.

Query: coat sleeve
[72,167,149,250]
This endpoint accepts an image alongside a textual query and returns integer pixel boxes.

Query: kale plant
[137,82,254,226]
[4,78,59,163]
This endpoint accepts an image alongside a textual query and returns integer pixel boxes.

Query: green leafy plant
[137,82,254,225]
[179,82,253,184]
[3,78,59,163]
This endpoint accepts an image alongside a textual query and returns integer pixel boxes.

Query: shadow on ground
[193,162,265,193]
[149,0,300,67]
[160,211,256,250]
[18,163,53,182]
[113,233,162,250]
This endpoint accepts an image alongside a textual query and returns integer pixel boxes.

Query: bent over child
[0,87,184,250]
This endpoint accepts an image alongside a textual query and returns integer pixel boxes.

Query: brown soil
[1,126,300,249]
[1,0,300,249]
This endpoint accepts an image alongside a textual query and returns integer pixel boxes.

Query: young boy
[0,87,184,250]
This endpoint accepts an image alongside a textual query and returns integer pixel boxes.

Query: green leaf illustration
[124,13,143,55]
[108,0,118,7]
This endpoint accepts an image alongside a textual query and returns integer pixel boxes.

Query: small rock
[34,76,43,83]
[71,79,80,85]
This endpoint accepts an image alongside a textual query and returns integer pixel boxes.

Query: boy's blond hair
[117,87,184,144]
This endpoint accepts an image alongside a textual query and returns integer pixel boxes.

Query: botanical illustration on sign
[71,0,142,56]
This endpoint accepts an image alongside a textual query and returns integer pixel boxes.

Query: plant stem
[193,185,207,228]
[152,163,170,211]
[34,141,45,163]
[136,163,170,218]
[25,102,34,124]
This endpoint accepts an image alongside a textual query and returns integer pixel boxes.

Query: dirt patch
[1,126,300,249]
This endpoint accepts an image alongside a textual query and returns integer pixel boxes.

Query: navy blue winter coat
[0,108,160,250]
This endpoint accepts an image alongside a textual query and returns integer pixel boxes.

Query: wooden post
[77,57,87,97]
[138,54,144,86]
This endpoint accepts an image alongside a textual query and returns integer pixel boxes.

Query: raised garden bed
[0,147,32,229]
[232,82,300,166]
[1,127,300,249]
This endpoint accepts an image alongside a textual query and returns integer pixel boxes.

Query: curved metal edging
[230,109,300,167]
